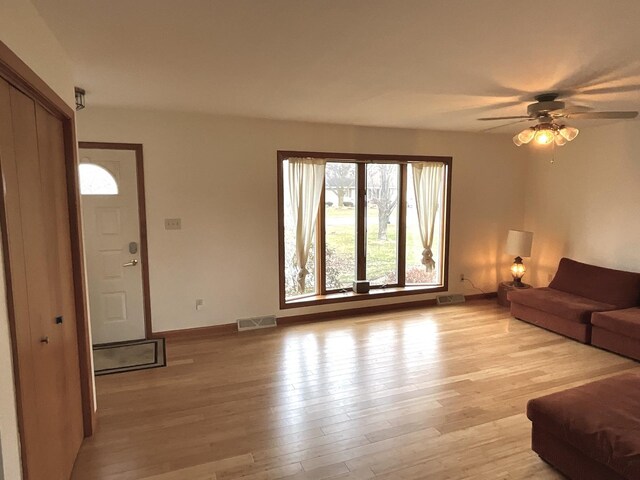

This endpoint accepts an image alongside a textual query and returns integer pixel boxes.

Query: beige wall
[0,0,75,108]
[524,121,640,286]
[77,107,528,332]
[0,1,75,478]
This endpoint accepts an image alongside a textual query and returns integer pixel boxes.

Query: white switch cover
[196,299,204,311]
[165,218,181,230]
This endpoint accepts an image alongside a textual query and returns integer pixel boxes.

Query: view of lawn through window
[280,152,450,304]
[365,163,399,286]
[325,162,357,290]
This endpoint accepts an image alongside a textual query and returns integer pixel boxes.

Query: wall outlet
[195,299,204,311]
[459,273,465,282]
[165,218,181,230]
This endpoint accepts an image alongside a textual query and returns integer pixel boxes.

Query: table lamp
[506,229,533,287]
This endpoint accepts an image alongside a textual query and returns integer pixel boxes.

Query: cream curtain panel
[411,162,444,272]
[288,157,326,293]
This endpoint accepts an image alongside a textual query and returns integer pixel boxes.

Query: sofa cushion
[508,287,616,323]
[592,308,640,340]
[527,373,640,479]
[549,258,640,308]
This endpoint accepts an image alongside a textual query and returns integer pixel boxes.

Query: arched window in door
[78,163,119,195]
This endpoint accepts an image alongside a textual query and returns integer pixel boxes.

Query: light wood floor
[72,300,640,479]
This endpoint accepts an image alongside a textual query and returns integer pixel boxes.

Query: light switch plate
[165,218,181,230]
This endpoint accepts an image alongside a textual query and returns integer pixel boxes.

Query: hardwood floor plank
[71,300,640,479]
[138,453,254,480]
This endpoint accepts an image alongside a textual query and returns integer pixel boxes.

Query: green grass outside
[325,206,425,286]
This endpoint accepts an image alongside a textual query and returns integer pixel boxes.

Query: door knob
[123,259,139,267]
[40,336,49,344]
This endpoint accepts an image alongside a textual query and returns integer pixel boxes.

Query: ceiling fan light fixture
[480,91,638,149]
[517,127,536,144]
[534,126,555,145]
[559,126,579,141]
[554,134,567,146]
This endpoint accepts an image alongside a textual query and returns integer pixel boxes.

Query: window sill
[282,284,447,309]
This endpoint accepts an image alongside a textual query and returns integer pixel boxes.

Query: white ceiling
[33,0,640,132]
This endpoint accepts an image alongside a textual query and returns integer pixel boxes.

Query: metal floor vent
[436,294,466,305]
[237,315,277,332]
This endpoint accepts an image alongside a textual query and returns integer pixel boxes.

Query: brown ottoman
[592,308,640,361]
[527,373,640,480]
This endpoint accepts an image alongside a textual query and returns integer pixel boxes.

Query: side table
[498,281,532,307]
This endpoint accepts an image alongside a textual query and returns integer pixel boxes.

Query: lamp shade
[506,230,533,257]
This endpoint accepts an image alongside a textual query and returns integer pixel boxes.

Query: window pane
[325,162,357,290]
[283,160,317,299]
[79,163,118,195]
[366,163,399,286]
[405,165,445,285]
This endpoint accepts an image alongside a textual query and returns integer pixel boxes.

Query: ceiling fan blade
[580,84,640,96]
[550,105,592,116]
[477,115,532,121]
[481,118,533,132]
[565,111,639,119]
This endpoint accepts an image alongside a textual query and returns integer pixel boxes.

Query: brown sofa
[527,373,640,479]
[592,308,640,361]
[508,258,640,343]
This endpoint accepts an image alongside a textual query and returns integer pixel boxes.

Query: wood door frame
[78,141,153,339]
[0,39,96,476]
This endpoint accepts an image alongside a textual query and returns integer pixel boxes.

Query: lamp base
[510,256,527,288]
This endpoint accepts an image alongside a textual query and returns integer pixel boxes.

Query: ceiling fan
[478,93,639,147]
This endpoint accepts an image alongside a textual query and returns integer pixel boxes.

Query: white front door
[80,148,146,344]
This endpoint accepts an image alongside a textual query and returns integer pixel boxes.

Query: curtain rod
[284,157,446,165]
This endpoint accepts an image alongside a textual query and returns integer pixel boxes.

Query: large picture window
[278,151,452,308]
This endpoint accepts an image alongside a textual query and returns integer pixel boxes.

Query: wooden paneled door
[0,77,84,478]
